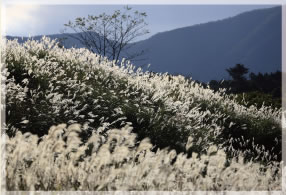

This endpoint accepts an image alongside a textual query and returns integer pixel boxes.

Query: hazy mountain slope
[6,33,85,48]
[6,6,281,82]
[127,6,281,81]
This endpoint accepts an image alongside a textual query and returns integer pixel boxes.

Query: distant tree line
[208,64,281,108]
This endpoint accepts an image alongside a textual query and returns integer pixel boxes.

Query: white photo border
[1,1,285,194]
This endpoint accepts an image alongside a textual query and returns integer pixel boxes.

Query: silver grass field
[1,37,284,191]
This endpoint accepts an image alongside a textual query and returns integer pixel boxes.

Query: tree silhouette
[226,64,249,81]
[226,64,249,93]
[63,6,149,63]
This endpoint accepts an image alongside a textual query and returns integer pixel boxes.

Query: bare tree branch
[62,6,149,63]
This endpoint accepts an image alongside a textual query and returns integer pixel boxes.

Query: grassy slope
[2,37,282,190]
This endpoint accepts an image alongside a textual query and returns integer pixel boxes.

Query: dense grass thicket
[1,37,283,190]
[4,124,281,191]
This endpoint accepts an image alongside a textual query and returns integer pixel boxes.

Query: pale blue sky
[5,4,277,40]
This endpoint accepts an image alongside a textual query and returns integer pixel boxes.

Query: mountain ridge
[127,6,281,81]
[5,6,281,82]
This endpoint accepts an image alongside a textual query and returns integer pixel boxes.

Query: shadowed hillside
[127,6,281,81]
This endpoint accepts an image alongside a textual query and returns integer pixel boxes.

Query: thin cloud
[5,4,42,36]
